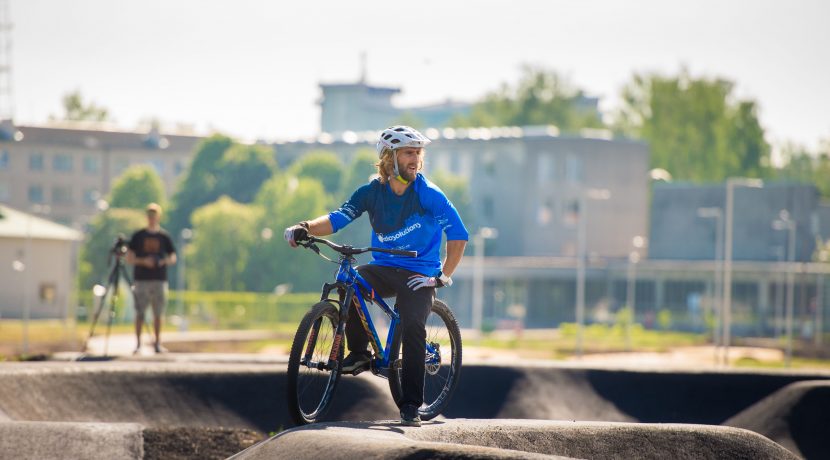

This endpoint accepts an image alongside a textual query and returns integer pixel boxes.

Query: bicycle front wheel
[286,300,344,425]
[388,299,462,421]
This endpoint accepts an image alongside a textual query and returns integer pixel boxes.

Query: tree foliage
[449,66,604,133]
[107,165,166,210]
[287,150,343,196]
[773,141,830,198]
[186,196,259,291]
[246,176,332,292]
[168,134,234,236]
[56,90,110,121]
[615,69,771,182]
[216,143,278,203]
[78,208,146,290]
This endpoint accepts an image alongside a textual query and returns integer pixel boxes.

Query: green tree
[186,196,259,291]
[168,134,234,236]
[216,143,278,203]
[55,90,110,121]
[246,176,332,292]
[107,165,166,210]
[773,141,830,198]
[288,150,343,195]
[340,148,377,195]
[615,69,771,181]
[450,66,604,133]
[78,208,146,290]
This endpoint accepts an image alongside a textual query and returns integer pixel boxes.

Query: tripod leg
[83,265,118,352]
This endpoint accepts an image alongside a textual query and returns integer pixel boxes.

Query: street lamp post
[722,178,763,366]
[576,188,610,357]
[817,250,828,348]
[625,235,646,351]
[472,227,498,337]
[177,228,192,331]
[697,207,724,363]
[772,210,796,366]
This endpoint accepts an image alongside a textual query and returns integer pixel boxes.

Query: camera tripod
[83,241,151,356]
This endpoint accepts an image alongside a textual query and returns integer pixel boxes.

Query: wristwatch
[438,271,453,287]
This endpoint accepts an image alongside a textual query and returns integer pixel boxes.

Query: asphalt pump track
[0,359,827,459]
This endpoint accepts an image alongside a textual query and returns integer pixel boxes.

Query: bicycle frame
[315,253,440,374]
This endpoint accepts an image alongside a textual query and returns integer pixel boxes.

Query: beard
[399,165,418,182]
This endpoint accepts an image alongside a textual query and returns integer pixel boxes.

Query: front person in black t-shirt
[126,203,177,354]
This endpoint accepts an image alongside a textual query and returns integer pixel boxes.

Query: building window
[29,152,44,171]
[0,180,9,201]
[537,154,556,184]
[28,185,45,203]
[483,154,496,177]
[483,196,494,219]
[537,197,554,225]
[83,188,100,206]
[0,149,8,170]
[39,283,57,303]
[83,156,100,174]
[149,159,165,175]
[114,158,129,175]
[53,154,73,172]
[174,160,185,176]
[565,154,583,184]
[52,186,73,205]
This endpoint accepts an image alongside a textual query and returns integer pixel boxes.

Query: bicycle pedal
[344,362,371,376]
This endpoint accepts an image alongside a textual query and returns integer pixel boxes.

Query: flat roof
[0,205,84,241]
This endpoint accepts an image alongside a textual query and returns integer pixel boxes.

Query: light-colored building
[0,121,203,229]
[0,204,83,319]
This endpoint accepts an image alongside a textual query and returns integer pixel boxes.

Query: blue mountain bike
[286,236,462,425]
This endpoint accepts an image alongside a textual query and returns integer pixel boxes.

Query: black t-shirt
[128,228,176,281]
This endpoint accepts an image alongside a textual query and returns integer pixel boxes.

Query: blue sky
[9,0,830,151]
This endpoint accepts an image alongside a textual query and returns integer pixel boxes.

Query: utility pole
[0,0,13,120]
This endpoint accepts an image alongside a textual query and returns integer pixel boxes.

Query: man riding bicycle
[285,125,468,427]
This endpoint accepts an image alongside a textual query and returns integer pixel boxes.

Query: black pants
[346,264,434,409]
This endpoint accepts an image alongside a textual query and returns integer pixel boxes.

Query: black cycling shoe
[400,404,422,427]
[340,351,371,375]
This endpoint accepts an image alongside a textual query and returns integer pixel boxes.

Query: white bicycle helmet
[376,125,431,158]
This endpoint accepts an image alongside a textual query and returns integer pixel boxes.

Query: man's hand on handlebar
[284,222,310,248]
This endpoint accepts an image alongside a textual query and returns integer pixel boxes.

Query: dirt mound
[143,426,264,460]
[232,419,798,460]
[724,380,830,460]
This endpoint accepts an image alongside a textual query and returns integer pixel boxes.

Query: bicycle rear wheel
[286,300,344,425]
[388,299,462,420]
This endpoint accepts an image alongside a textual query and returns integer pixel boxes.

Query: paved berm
[231,419,798,460]
[0,350,828,459]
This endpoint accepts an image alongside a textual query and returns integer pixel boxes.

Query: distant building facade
[0,121,203,229]
[650,182,822,262]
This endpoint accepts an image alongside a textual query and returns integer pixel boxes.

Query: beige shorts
[133,280,168,320]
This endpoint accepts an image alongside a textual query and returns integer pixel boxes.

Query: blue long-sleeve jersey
[328,173,469,276]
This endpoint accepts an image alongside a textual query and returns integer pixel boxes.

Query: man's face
[395,147,423,182]
[147,211,160,226]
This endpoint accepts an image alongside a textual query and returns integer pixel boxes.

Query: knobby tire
[286,300,344,425]
[388,299,462,420]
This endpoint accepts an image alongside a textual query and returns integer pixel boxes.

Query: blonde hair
[375,147,424,184]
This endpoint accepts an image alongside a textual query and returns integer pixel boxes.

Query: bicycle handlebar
[301,236,417,258]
